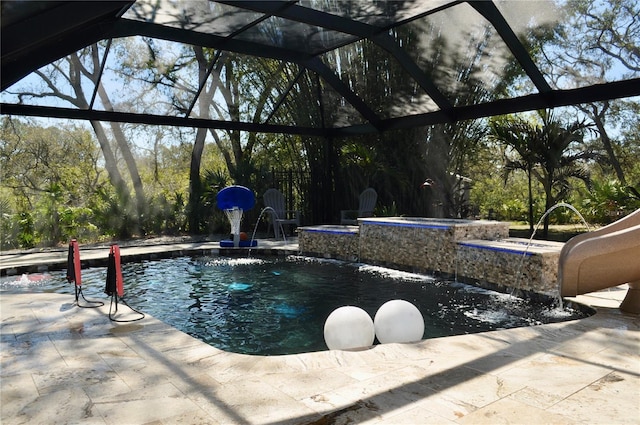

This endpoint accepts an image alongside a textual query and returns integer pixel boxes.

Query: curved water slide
[559,208,640,313]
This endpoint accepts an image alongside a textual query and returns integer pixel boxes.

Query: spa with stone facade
[298,217,564,296]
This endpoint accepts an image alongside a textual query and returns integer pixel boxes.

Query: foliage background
[1,0,639,249]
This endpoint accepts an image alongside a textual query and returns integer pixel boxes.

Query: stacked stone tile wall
[358,218,509,275]
[456,239,564,294]
[297,225,359,261]
[297,218,564,295]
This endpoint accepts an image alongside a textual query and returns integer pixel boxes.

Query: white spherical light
[374,300,424,344]
[323,306,375,350]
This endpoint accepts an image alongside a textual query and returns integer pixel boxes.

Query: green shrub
[16,212,36,249]
[581,180,640,224]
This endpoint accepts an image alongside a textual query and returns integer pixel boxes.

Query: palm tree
[490,110,597,237]
[490,115,538,233]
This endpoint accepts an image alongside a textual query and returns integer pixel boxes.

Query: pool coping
[457,238,565,256]
[0,239,300,276]
[1,239,639,424]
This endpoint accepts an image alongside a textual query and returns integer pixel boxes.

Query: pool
[0,255,591,355]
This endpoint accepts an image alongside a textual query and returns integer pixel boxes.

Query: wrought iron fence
[268,168,312,225]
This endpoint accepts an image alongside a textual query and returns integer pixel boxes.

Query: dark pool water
[1,255,589,355]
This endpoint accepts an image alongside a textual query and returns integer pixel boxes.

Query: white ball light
[374,300,425,344]
[323,306,375,350]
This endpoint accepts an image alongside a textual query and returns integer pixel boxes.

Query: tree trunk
[586,103,627,185]
[55,50,136,228]
[89,121,132,206]
[527,164,534,235]
[188,128,207,233]
[542,176,554,239]
[97,85,148,230]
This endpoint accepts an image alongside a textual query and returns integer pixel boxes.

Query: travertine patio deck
[1,240,638,424]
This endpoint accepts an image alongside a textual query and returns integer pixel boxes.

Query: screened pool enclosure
[0,0,640,232]
[2,0,639,136]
